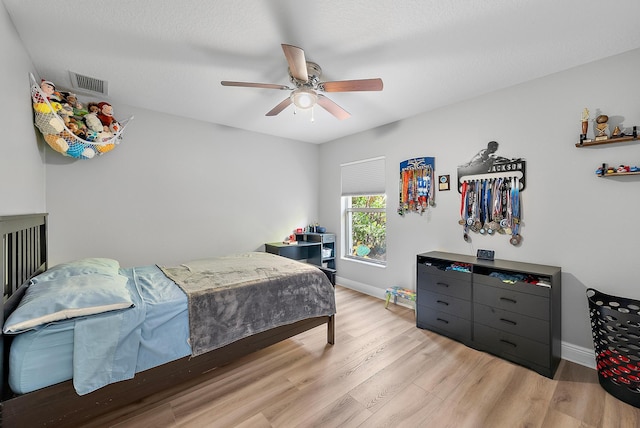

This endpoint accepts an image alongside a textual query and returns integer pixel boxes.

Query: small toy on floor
[385,286,416,311]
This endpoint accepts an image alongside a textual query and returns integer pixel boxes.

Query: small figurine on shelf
[611,126,622,138]
[595,115,609,141]
[580,108,589,143]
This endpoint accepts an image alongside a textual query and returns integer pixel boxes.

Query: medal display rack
[398,157,436,216]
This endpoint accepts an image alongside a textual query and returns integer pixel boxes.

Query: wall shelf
[576,135,638,147]
[598,171,640,177]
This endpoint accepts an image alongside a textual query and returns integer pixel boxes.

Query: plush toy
[65,143,95,159]
[84,130,98,142]
[84,113,103,133]
[44,134,69,154]
[96,131,113,142]
[67,119,88,140]
[33,113,65,135]
[96,142,116,154]
[96,102,116,131]
[65,93,88,118]
[57,104,74,125]
[33,101,62,114]
[32,79,57,103]
[82,103,103,133]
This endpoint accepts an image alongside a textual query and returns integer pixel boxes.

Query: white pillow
[30,258,120,284]
[3,273,133,334]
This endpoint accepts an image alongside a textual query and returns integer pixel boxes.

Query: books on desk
[282,240,298,245]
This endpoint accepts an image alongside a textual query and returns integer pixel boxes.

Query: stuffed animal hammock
[29,73,132,159]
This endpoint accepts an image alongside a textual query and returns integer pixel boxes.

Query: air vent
[69,71,108,95]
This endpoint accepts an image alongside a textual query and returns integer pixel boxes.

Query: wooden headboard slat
[0,213,48,400]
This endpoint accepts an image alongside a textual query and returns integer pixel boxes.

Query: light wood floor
[83,286,640,428]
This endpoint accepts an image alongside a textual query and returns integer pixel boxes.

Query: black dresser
[417,251,561,378]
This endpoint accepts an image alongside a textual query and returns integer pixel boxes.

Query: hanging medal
[409,170,413,211]
[415,168,423,213]
[416,168,426,214]
[485,179,494,235]
[460,181,470,241]
[504,177,515,235]
[510,177,522,245]
[488,178,501,233]
[469,180,480,232]
[428,165,435,206]
[459,181,468,226]
[398,170,403,215]
[479,180,487,234]
[404,169,410,212]
[498,180,509,234]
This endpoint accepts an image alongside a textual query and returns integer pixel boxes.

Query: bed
[0,213,336,427]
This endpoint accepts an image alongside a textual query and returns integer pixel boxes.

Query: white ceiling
[6,0,640,144]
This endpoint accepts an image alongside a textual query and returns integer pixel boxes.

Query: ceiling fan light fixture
[291,88,317,109]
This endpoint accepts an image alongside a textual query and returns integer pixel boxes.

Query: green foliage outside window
[350,195,386,262]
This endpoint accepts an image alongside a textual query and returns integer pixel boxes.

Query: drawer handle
[500,339,518,348]
[499,297,517,304]
[436,300,449,306]
[435,282,450,288]
[436,318,449,324]
[499,318,517,326]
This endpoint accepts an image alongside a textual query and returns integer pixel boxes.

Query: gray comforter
[160,252,336,356]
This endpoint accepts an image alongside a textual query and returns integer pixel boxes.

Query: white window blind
[341,157,386,196]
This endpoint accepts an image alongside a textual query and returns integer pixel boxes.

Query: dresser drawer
[474,303,549,343]
[474,323,550,368]
[417,304,471,342]
[473,272,550,298]
[474,283,549,321]
[418,290,471,320]
[417,264,471,300]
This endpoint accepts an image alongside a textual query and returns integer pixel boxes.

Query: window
[345,195,386,264]
[341,157,386,266]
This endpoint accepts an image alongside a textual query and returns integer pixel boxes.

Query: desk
[265,233,336,285]
[264,241,322,266]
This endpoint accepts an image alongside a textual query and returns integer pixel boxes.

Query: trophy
[580,108,589,143]
[595,115,609,141]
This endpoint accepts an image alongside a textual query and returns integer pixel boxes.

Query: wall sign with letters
[456,141,526,193]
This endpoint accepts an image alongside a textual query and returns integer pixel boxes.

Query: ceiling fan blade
[221,81,291,90]
[281,44,308,82]
[265,97,293,116]
[316,94,351,120]
[320,78,383,92]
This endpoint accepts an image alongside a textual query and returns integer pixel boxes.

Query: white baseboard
[337,277,597,370]
[337,276,387,299]
[561,341,595,369]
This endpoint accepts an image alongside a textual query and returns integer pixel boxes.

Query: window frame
[343,193,387,266]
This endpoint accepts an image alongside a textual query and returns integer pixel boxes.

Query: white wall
[45,106,321,268]
[0,2,46,214]
[319,48,640,356]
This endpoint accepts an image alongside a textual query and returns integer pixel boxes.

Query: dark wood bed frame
[0,213,335,427]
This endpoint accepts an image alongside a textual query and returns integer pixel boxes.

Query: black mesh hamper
[587,288,640,408]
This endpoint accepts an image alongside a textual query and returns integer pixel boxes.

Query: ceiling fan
[221,44,383,120]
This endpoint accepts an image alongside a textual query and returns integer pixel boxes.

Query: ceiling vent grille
[69,71,108,95]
